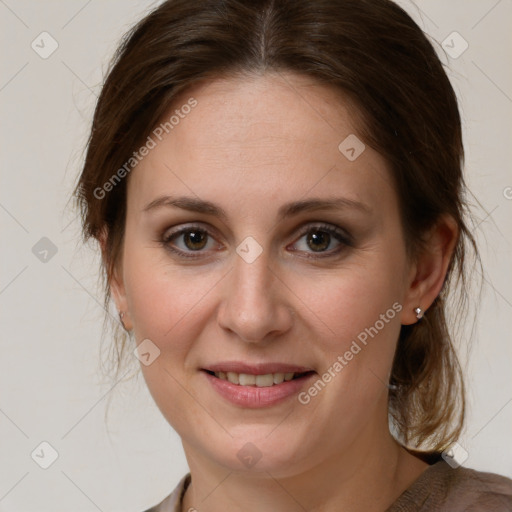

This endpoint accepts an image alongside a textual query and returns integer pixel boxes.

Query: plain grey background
[1,1,511,510]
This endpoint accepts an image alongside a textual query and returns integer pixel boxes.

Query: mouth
[201,363,318,408]
[202,369,316,387]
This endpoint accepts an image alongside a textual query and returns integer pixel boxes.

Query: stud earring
[414,307,424,320]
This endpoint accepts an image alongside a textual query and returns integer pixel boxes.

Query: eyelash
[159,223,353,260]
[291,223,353,258]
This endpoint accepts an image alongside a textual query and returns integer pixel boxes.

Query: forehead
[127,72,395,217]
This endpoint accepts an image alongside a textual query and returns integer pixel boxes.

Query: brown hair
[73,0,479,451]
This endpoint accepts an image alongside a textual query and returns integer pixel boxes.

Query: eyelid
[292,222,353,244]
[162,222,215,241]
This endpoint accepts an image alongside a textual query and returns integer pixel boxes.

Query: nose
[217,250,294,343]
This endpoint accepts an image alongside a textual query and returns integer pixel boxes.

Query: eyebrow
[142,195,372,221]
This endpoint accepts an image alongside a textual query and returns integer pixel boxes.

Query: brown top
[385,459,512,511]
[143,458,512,512]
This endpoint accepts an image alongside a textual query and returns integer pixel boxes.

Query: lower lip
[202,371,316,408]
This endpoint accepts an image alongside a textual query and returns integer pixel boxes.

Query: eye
[161,225,220,257]
[289,223,352,257]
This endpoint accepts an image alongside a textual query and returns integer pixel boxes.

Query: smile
[207,370,313,387]
[202,369,316,408]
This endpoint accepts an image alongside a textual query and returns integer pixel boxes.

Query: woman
[73,0,512,510]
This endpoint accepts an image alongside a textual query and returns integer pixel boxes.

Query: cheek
[295,263,403,340]
[122,246,221,349]
[293,268,404,424]
[121,249,222,424]
[290,256,406,391]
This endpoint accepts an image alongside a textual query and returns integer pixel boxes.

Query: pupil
[307,231,330,251]
[185,230,207,250]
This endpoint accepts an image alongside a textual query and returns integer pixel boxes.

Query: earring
[119,311,126,327]
[414,307,424,320]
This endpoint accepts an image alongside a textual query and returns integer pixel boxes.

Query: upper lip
[202,362,315,375]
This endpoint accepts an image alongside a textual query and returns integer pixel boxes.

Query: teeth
[226,372,239,385]
[255,374,273,387]
[273,373,284,384]
[213,371,303,387]
[239,374,256,386]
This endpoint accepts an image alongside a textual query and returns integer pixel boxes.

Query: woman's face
[113,72,419,475]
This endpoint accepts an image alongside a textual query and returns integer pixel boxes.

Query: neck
[180,422,428,512]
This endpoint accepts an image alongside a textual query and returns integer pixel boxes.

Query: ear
[98,227,133,331]
[400,215,459,325]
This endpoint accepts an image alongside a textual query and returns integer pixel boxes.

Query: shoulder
[141,473,191,512]
[443,464,512,511]
[141,466,512,512]
[388,459,512,512]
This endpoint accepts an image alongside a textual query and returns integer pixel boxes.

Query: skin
[105,72,458,512]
